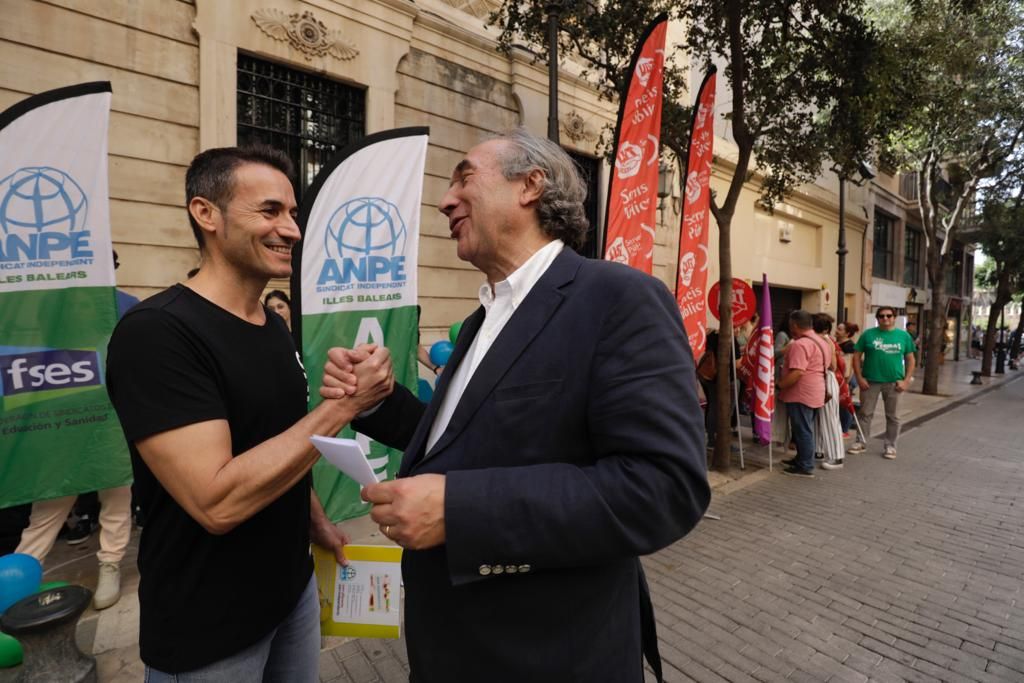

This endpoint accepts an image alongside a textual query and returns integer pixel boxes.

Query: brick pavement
[319,376,1024,682]
[643,375,1024,682]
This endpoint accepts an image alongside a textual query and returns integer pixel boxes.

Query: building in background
[1,0,871,344]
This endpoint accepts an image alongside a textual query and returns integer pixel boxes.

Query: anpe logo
[317,197,407,287]
[0,167,93,263]
[0,349,101,397]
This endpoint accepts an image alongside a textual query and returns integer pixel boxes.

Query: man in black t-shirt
[106,146,393,680]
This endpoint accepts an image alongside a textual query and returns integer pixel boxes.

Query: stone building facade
[2,0,881,345]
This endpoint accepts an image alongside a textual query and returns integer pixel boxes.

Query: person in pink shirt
[777,310,832,477]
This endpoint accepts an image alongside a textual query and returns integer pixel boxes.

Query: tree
[969,189,1024,374]
[490,1,691,155]
[494,1,895,471]
[872,0,1024,394]
[673,2,892,470]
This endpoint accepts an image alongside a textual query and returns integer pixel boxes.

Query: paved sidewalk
[712,358,1016,479]
[26,364,1022,681]
[645,373,1024,681]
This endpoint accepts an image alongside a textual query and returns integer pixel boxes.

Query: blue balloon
[0,553,42,613]
[417,378,434,402]
[429,340,454,367]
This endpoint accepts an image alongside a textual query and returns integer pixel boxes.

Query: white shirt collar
[477,240,565,312]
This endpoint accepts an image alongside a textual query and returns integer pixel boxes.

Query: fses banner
[0,82,130,506]
[602,14,667,272]
[296,127,428,522]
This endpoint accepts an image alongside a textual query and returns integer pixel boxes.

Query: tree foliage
[489,0,691,157]
[869,0,1024,393]
[968,188,1024,372]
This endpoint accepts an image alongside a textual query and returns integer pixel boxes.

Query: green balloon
[37,581,69,592]
[448,321,463,344]
[0,633,22,668]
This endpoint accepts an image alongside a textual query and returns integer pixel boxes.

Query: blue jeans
[787,402,816,472]
[145,575,320,683]
[839,405,853,433]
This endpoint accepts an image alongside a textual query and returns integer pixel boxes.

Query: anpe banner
[0,82,130,506]
[602,14,667,272]
[675,67,717,358]
[296,127,428,522]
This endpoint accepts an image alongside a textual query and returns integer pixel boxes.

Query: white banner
[0,83,115,292]
[301,130,428,315]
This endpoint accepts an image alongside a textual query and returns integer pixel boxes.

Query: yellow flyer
[313,544,403,638]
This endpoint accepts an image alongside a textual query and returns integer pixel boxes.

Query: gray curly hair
[492,128,589,251]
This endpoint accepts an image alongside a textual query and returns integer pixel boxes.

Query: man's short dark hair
[790,309,814,330]
[185,145,295,250]
[812,312,834,334]
[875,305,897,318]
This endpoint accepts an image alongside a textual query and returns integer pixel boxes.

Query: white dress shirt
[425,239,565,452]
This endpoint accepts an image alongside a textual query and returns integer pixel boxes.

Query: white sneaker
[93,562,121,610]
[883,446,897,460]
[821,460,844,470]
[847,442,866,454]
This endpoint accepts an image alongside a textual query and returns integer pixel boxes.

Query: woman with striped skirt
[813,313,845,469]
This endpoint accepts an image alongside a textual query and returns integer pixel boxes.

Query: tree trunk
[713,218,734,472]
[981,267,1011,376]
[922,245,947,395]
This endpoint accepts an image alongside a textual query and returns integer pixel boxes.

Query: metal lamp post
[837,163,875,324]
[546,2,561,143]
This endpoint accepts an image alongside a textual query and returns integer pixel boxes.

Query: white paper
[310,435,380,486]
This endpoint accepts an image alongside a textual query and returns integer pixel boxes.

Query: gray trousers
[857,381,902,448]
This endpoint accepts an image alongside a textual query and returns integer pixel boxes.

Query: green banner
[0,288,130,505]
[0,82,129,507]
[296,128,429,522]
[304,306,418,521]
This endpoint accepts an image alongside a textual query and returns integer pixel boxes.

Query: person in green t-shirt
[848,306,917,459]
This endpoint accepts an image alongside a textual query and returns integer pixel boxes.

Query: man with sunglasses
[849,306,916,459]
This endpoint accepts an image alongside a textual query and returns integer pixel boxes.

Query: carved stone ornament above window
[561,111,597,144]
[439,0,502,20]
[251,8,359,62]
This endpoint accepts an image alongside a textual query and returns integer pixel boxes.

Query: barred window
[872,211,895,280]
[904,227,923,286]
[237,54,365,196]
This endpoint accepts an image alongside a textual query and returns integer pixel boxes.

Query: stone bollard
[970,371,984,385]
[0,586,95,683]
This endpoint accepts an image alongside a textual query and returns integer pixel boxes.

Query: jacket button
[505,565,518,574]
[478,565,491,576]
[518,564,531,573]
[492,564,504,575]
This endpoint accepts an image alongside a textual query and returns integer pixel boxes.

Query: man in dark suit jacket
[328,128,709,682]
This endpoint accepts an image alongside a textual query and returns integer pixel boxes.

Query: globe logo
[325,197,406,261]
[0,166,88,235]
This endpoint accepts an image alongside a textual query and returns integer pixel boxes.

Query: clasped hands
[320,345,447,551]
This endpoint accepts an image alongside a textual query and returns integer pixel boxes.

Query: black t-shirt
[840,339,856,354]
[106,285,312,672]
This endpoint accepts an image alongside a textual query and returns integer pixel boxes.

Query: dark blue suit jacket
[356,247,709,682]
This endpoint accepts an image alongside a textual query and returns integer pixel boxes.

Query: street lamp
[546,2,561,143]
[837,161,875,323]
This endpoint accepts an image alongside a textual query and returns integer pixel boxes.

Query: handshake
[319,344,396,412]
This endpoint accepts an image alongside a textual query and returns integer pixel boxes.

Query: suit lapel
[419,249,582,463]
[399,307,484,476]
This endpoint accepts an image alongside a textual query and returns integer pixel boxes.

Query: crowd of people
[700,304,917,477]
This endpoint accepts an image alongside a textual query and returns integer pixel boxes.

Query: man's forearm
[778,370,802,390]
[166,399,361,535]
[904,354,916,381]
